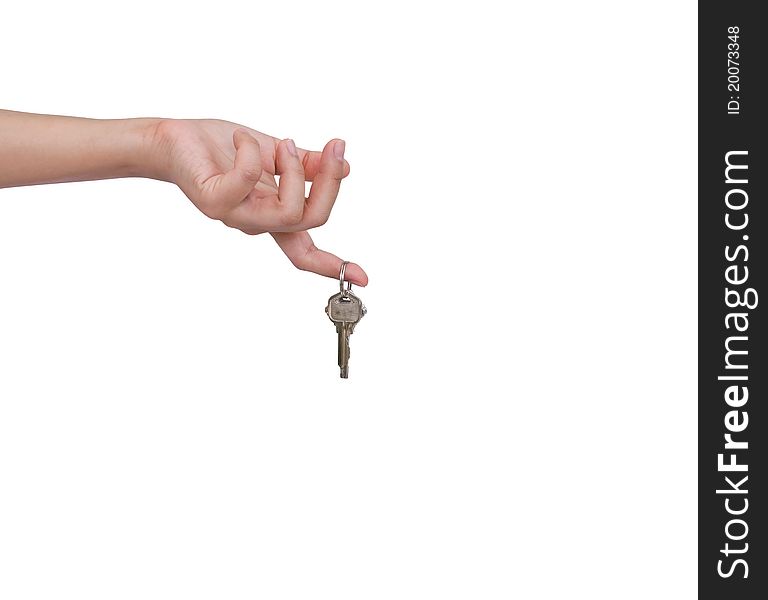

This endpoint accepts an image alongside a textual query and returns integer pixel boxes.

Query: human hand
[148,118,368,286]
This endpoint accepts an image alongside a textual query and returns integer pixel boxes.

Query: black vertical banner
[700,4,767,598]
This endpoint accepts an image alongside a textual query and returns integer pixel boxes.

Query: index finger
[271,231,368,286]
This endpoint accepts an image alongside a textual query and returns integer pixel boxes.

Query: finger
[230,138,347,232]
[302,139,345,228]
[274,138,306,225]
[271,231,369,286]
[297,144,350,181]
[204,129,263,217]
[222,138,307,232]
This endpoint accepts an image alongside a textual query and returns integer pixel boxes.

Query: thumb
[206,129,263,214]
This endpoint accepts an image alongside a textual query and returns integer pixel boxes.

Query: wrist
[125,117,168,181]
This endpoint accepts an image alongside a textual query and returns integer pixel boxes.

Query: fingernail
[334,139,346,160]
[285,138,297,157]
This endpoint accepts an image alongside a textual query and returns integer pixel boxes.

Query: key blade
[338,323,350,378]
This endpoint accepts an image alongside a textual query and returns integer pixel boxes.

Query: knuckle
[201,201,226,220]
[278,205,304,227]
[287,162,304,176]
[240,166,262,183]
[291,245,317,271]
[219,216,238,229]
[221,217,261,236]
[308,212,330,229]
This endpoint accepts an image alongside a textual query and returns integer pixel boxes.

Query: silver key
[325,262,366,378]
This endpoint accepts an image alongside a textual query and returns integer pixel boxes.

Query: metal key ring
[339,261,352,296]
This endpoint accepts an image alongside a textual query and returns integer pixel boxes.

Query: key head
[325,291,366,326]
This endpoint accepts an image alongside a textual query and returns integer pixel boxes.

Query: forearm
[0,110,161,188]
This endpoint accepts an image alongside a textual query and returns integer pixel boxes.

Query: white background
[0,1,696,598]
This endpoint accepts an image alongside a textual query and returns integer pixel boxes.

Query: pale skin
[0,109,368,286]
